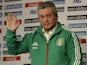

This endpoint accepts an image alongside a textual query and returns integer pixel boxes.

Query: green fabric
[6,22,83,65]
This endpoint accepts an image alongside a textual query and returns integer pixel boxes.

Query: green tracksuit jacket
[6,22,82,65]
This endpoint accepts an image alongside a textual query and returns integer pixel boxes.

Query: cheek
[51,18,57,23]
[39,19,43,23]
[39,20,44,26]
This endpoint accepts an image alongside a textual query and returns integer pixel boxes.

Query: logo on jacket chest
[56,38,64,46]
[32,42,39,49]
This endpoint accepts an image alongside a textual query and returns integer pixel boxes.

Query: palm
[6,13,20,31]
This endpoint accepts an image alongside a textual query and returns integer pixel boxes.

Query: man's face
[38,7,58,32]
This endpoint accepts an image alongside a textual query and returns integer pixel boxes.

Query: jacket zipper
[46,44,48,65]
[38,32,51,65]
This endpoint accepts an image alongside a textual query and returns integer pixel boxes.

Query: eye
[46,14,51,18]
[39,15,44,19]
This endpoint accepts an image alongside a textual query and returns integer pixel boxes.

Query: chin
[44,28,51,31]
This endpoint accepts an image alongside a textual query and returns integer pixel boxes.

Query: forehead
[38,7,54,15]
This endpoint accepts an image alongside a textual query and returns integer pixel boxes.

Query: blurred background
[0,0,87,65]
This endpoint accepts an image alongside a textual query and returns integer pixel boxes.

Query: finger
[13,14,17,23]
[6,13,10,26]
[6,20,10,29]
[6,13,12,26]
[8,13,15,22]
[15,20,20,29]
[7,14,11,25]
[10,13,13,21]
[7,13,12,22]
[6,18,11,27]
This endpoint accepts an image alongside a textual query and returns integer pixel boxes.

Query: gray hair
[37,1,57,16]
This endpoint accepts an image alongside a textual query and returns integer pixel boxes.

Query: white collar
[43,23,57,34]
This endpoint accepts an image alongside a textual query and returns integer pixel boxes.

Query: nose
[44,17,48,22]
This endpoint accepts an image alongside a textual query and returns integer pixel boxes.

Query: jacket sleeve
[6,29,29,55]
[66,32,83,65]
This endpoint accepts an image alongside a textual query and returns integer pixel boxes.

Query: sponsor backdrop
[0,0,87,65]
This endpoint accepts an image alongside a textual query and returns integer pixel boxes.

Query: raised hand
[6,13,20,32]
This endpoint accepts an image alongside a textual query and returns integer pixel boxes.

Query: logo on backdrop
[0,6,2,10]
[25,1,43,8]
[68,15,87,20]
[24,26,38,31]
[0,0,2,2]
[0,13,2,17]
[73,0,81,3]
[57,7,64,12]
[68,23,87,28]
[24,18,39,24]
[4,11,22,16]
[0,29,2,33]
[30,9,37,15]
[0,21,2,26]
[4,3,22,10]
[68,6,87,11]
[53,0,65,4]
[0,43,1,48]
[3,56,21,61]
[4,0,22,2]
[75,31,87,36]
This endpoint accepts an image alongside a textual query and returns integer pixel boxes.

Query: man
[6,1,82,65]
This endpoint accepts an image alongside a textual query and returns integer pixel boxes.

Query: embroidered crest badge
[56,38,64,46]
